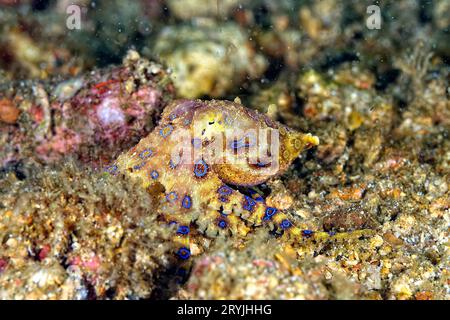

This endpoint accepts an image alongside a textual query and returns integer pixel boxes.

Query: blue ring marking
[229,133,257,150]
[263,207,278,221]
[328,231,336,236]
[133,161,146,170]
[193,159,208,177]
[104,164,118,174]
[243,196,256,211]
[176,247,191,260]
[160,124,173,138]
[150,170,159,179]
[177,225,190,235]
[255,196,264,202]
[166,191,178,203]
[218,220,228,229]
[177,267,187,277]
[302,230,314,237]
[182,195,192,209]
[139,148,153,159]
[280,219,292,230]
[218,185,233,196]
[191,138,202,149]
[169,113,177,120]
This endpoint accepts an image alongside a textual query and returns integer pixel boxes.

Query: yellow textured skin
[109,99,371,261]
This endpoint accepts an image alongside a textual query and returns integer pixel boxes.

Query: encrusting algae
[0,162,176,299]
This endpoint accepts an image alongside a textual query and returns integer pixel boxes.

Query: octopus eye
[249,160,271,169]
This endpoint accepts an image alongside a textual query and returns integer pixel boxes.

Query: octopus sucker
[111,99,372,260]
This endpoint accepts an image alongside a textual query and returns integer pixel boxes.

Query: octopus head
[191,100,319,186]
[160,99,319,186]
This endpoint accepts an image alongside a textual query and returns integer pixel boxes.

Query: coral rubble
[0,0,448,301]
[0,51,174,168]
[0,162,175,299]
[153,22,267,98]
